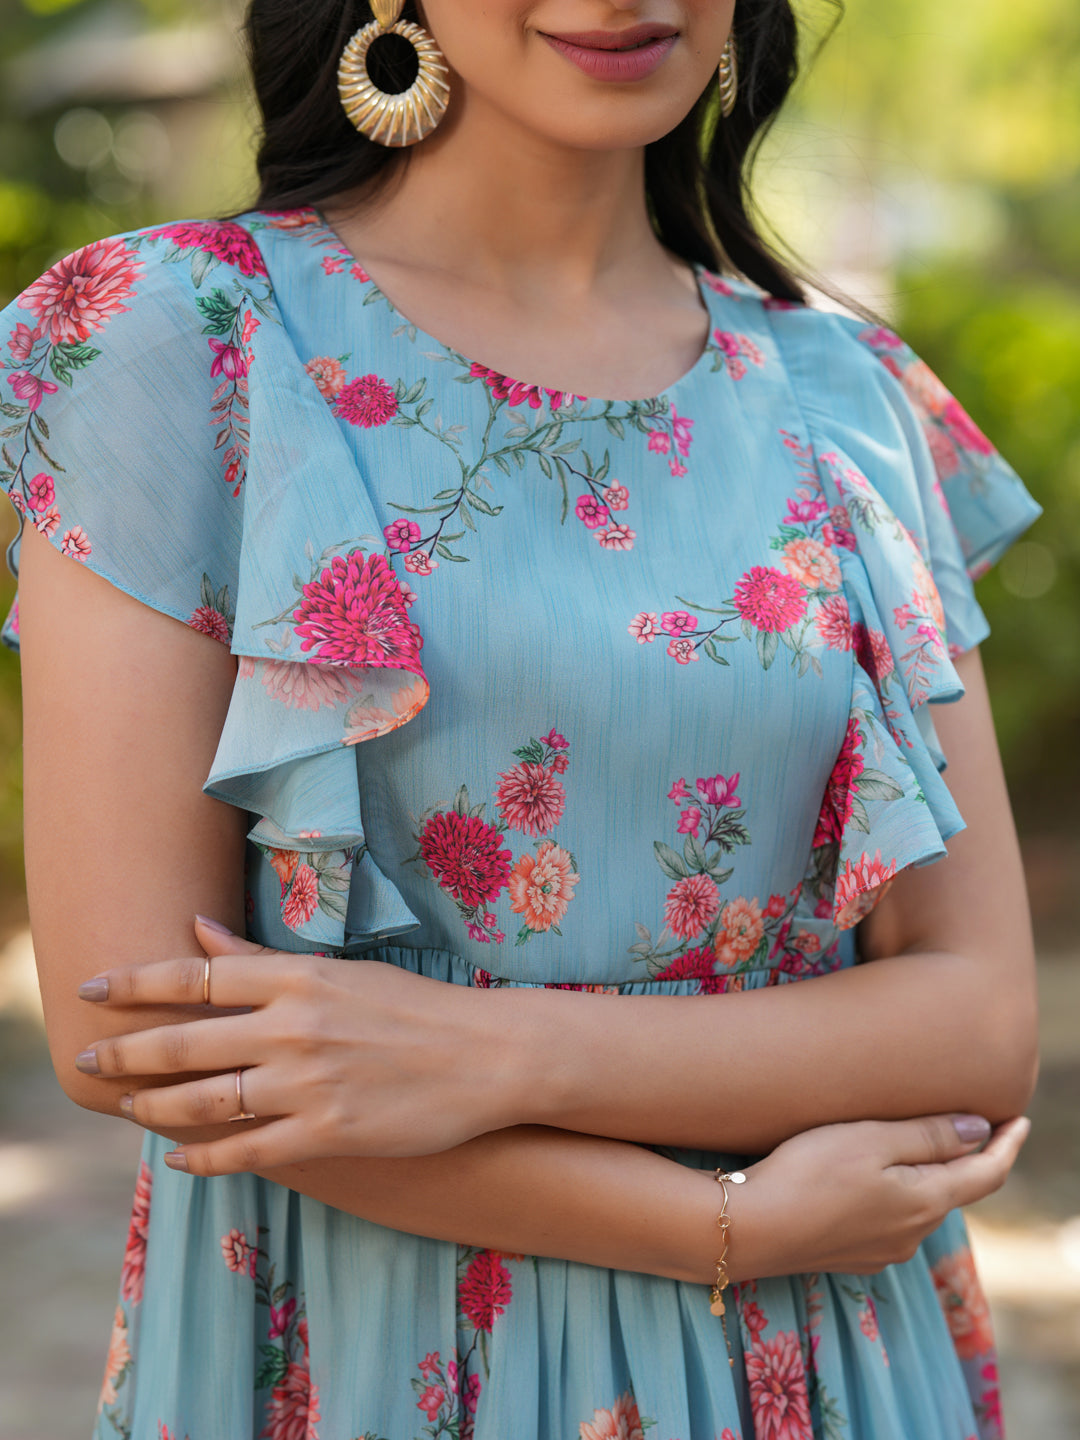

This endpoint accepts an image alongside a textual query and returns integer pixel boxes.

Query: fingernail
[78,977,110,1002]
[953,1114,991,1144]
[118,1094,135,1118]
[196,914,234,935]
[74,1049,100,1075]
[163,1151,189,1172]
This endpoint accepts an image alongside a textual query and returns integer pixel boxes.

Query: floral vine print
[629,768,843,984]
[736,1277,846,1440]
[218,1222,321,1440]
[410,727,579,946]
[255,840,358,932]
[97,1160,153,1434]
[629,430,854,676]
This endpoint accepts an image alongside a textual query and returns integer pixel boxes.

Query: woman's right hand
[724,1113,1030,1282]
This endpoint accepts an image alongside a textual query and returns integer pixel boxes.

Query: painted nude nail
[163,1151,190,1172]
[74,1049,101,1075]
[118,1094,135,1118]
[78,977,110,1002]
[952,1114,991,1144]
[195,914,234,935]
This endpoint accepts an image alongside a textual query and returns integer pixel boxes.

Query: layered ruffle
[769,309,1042,927]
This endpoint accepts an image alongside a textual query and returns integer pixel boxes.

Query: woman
[2,1,1040,1437]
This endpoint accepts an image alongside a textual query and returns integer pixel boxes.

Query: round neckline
[289,207,723,407]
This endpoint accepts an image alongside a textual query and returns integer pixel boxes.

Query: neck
[329,94,673,298]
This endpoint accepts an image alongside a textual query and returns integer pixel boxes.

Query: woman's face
[417,1,736,152]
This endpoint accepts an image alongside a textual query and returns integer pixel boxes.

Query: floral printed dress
[1,210,1040,1440]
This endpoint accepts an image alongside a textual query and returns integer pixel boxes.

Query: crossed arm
[18,525,1038,1280]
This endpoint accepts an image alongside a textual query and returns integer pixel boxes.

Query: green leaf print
[654,840,691,880]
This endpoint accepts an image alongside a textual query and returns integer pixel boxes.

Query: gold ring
[202,956,211,1007]
[226,1067,256,1123]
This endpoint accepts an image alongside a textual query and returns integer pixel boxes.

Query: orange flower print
[120,1159,152,1303]
[508,841,579,933]
[931,1247,996,1360]
[781,536,841,592]
[98,1306,131,1411]
[714,896,764,965]
[834,851,898,930]
[909,551,947,636]
[579,1390,647,1440]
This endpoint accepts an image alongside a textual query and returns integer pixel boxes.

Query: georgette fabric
[0,211,1040,1440]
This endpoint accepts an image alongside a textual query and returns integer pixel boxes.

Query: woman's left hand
[74,918,528,1174]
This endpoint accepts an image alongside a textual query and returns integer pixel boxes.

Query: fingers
[879,1113,992,1169]
[163,1117,319,1178]
[124,1067,281,1130]
[939,1116,1032,1210]
[81,1015,259,1079]
[78,949,302,1011]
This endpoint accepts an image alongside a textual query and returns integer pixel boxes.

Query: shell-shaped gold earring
[718,32,738,118]
[338,0,451,148]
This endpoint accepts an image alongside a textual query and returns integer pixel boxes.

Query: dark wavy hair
[243,1,840,303]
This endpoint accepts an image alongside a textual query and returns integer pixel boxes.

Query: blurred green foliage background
[0,0,1077,928]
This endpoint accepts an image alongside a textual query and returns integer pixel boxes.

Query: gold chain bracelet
[710,1168,747,1366]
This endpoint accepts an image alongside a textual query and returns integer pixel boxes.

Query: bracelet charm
[709,1170,747,1361]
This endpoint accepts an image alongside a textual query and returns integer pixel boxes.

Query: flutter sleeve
[1,222,429,953]
[768,303,1042,927]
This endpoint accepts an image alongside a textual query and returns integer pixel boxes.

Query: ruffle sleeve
[769,306,1042,928]
[1,221,428,953]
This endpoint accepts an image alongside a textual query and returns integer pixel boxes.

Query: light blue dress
[1,210,1040,1440]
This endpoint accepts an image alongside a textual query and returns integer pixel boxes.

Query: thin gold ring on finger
[202,955,212,1007]
[226,1067,256,1123]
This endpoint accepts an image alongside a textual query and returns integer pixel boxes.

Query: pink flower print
[189,605,230,644]
[403,548,438,576]
[654,946,715,981]
[714,330,741,357]
[6,322,36,363]
[859,1303,880,1342]
[927,424,961,479]
[508,840,579,932]
[208,337,248,380]
[903,359,952,417]
[259,1362,320,1440]
[765,893,787,918]
[893,602,914,629]
[292,550,423,673]
[782,537,840,592]
[628,611,660,644]
[677,806,702,837]
[541,728,569,750]
[579,1391,646,1440]
[784,493,829,526]
[21,235,143,344]
[420,812,512,908]
[715,896,764,965]
[27,472,54,513]
[383,517,421,553]
[661,611,698,637]
[334,373,398,428]
[834,850,898,930]
[282,863,319,930]
[763,296,800,311]
[746,1330,813,1440]
[120,1160,153,1303]
[321,253,346,276]
[463,1373,482,1414]
[814,717,864,847]
[646,428,671,455]
[481,912,498,930]
[852,624,895,683]
[60,525,91,562]
[350,262,370,282]
[733,566,807,633]
[815,594,853,651]
[416,1384,447,1422]
[258,659,361,712]
[269,1298,297,1338]
[34,506,60,539]
[861,326,904,350]
[466,921,491,944]
[99,1307,131,1411]
[910,552,947,634]
[458,1249,513,1333]
[668,778,690,805]
[664,872,720,940]
[701,271,736,295]
[671,404,694,457]
[153,220,266,278]
[221,1227,253,1273]
[669,455,688,478]
[398,579,417,608]
[575,494,610,529]
[597,523,636,550]
[603,482,629,510]
[667,636,698,664]
[930,1247,996,1360]
[823,503,857,550]
[551,751,569,774]
[697,772,741,807]
[305,356,347,400]
[7,371,59,409]
[418,1352,440,1379]
[495,761,566,836]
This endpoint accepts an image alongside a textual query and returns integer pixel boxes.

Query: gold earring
[718,33,738,118]
[338,0,451,148]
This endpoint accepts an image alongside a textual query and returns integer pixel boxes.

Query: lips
[540,24,680,83]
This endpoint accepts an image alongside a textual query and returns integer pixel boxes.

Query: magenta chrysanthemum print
[292,551,424,673]
[20,235,143,345]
